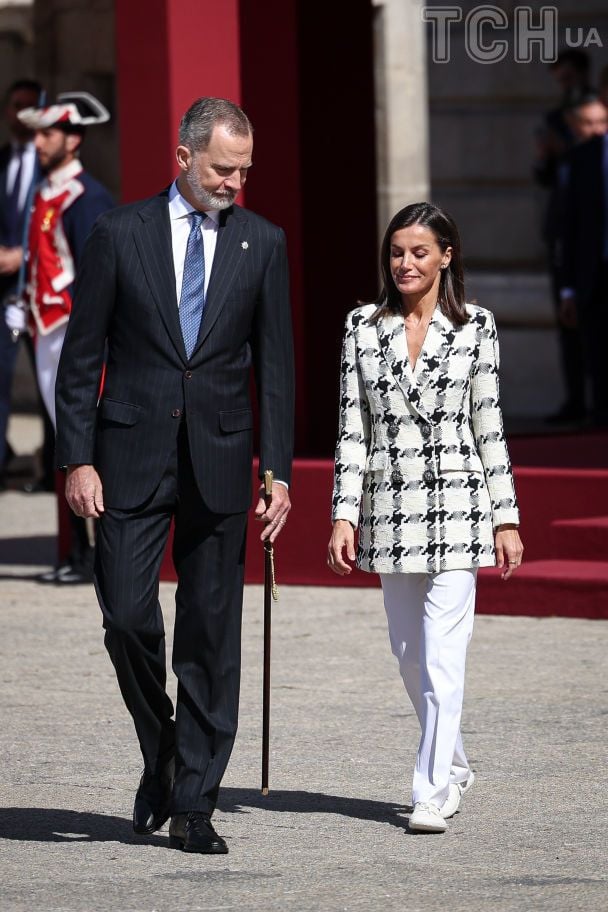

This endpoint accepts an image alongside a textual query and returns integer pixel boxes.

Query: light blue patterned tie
[179,211,206,358]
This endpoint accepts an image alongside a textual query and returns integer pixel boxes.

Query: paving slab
[0,491,607,912]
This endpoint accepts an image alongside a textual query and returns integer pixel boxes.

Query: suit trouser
[579,264,608,426]
[549,266,585,412]
[94,422,248,815]
[380,569,476,808]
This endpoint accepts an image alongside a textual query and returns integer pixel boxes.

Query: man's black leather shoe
[54,564,94,585]
[133,759,174,835]
[37,563,93,585]
[169,812,228,854]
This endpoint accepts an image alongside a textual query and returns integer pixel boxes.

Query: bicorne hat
[17,91,110,133]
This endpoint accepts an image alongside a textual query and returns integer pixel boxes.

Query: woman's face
[389,224,451,300]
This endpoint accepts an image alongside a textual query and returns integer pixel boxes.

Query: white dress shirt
[5,140,37,218]
[168,180,220,304]
[167,181,288,492]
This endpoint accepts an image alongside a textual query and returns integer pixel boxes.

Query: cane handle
[264,469,273,498]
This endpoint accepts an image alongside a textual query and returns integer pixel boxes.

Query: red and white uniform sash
[26,159,85,338]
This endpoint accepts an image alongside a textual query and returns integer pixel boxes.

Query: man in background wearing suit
[55,97,294,854]
[560,109,608,427]
[0,79,41,488]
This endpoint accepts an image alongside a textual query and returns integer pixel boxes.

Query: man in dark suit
[560,120,608,426]
[55,97,294,854]
[0,79,42,487]
[541,94,608,425]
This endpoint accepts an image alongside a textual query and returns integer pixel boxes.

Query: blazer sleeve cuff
[332,503,360,527]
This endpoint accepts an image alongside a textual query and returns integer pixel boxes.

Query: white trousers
[35,324,67,431]
[380,569,476,808]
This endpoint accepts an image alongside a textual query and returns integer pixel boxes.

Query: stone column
[373,0,430,234]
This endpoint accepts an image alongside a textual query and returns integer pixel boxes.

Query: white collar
[168,180,221,223]
[46,158,83,189]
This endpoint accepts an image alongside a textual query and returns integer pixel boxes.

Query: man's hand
[65,464,105,518]
[327,520,356,575]
[0,246,23,275]
[495,523,524,581]
[255,481,291,543]
[5,302,27,334]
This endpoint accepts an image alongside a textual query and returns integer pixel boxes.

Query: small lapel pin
[241,241,249,250]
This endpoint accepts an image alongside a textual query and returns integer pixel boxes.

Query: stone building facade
[2,0,607,422]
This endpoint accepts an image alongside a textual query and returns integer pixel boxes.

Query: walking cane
[262,469,278,795]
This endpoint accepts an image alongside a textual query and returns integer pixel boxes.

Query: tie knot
[190,211,206,229]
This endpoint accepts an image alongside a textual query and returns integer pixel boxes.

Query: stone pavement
[0,490,607,912]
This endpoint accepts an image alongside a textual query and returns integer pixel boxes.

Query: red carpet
[476,560,608,619]
[158,447,608,619]
[506,430,608,468]
[550,516,608,561]
[57,431,608,619]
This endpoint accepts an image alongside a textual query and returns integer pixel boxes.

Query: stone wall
[0,1,35,143]
[5,0,607,419]
[423,0,608,416]
[426,0,608,272]
[32,0,119,198]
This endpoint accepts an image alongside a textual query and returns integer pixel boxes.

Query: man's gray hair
[178,97,252,151]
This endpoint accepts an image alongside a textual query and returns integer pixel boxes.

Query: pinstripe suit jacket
[55,190,294,513]
[332,303,519,574]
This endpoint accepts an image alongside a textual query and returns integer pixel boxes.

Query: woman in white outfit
[328,202,523,833]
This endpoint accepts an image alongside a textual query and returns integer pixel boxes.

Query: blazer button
[421,424,432,439]
[387,425,399,439]
[184,370,192,379]
[391,469,403,484]
[422,469,435,485]
[171,408,182,418]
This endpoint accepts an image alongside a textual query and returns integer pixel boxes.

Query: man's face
[4,88,39,142]
[176,124,253,210]
[571,101,608,141]
[34,127,80,173]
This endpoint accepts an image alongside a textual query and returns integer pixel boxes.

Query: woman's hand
[495,523,524,580]
[327,520,356,575]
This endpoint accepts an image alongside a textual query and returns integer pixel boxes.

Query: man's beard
[40,148,71,174]
[184,170,236,210]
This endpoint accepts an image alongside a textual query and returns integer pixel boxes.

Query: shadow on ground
[0,534,56,566]
[219,788,411,829]
[0,808,166,846]
[0,791,411,844]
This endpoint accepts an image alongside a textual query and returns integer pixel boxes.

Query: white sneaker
[439,770,476,819]
[409,802,447,833]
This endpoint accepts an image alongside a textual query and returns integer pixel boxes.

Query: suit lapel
[375,311,421,408]
[376,307,457,419]
[415,307,456,399]
[134,191,187,363]
[191,205,249,357]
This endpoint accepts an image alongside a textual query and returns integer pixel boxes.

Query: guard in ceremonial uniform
[17,92,114,582]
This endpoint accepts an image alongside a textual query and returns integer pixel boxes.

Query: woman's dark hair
[370,201,468,326]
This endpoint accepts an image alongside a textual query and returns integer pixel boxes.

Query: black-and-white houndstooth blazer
[332,302,520,574]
